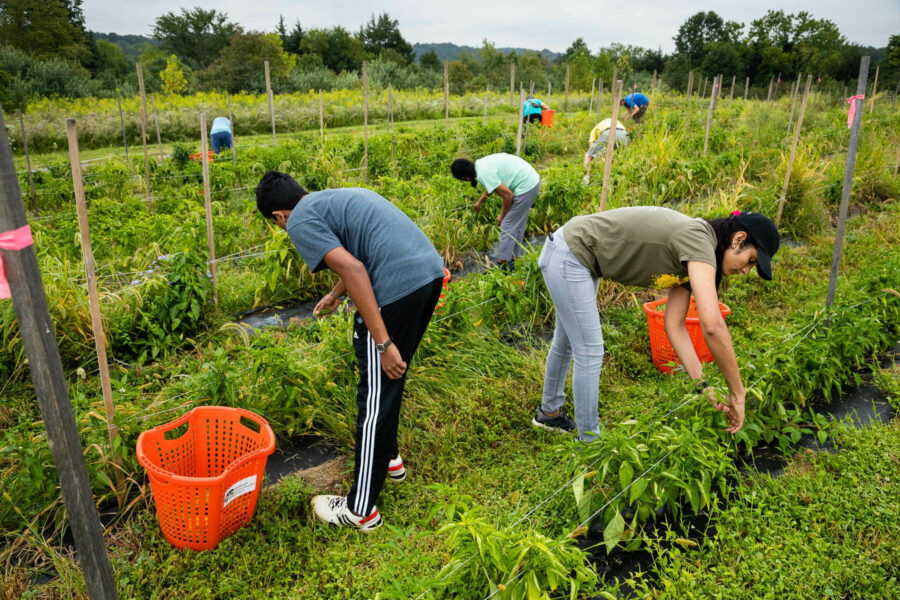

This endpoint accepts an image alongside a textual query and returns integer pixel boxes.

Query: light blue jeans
[538,228,604,442]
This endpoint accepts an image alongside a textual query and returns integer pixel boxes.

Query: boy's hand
[473,198,484,214]
[379,344,407,379]
[313,293,341,317]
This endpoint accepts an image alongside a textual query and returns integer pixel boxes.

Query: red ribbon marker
[0,225,34,298]
[845,95,865,129]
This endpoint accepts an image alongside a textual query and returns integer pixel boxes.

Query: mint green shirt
[474,153,540,197]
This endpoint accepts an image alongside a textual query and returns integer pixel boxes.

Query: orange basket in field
[136,406,275,551]
[642,298,731,374]
[541,109,555,127]
[190,151,215,162]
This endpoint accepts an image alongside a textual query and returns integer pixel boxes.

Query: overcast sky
[83,0,898,53]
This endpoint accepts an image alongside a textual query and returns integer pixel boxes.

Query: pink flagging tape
[846,95,865,129]
[0,225,34,298]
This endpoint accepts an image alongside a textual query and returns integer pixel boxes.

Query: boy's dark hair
[450,158,477,188]
[255,171,308,219]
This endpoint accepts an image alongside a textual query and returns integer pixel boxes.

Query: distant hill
[91,32,159,62]
[413,43,560,62]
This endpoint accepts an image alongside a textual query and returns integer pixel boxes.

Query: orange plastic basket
[541,109,555,127]
[190,151,215,162]
[642,297,731,374]
[136,406,275,550]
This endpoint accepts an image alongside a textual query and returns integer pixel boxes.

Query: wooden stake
[744,76,750,100]
[814,75,820,104]
[116,93,128,158]
[894,144,899,177]
[515,86,525,156]
[825,57,870,320]
[651,69,657,96]
[388,83,396,163]
[150,94,163,160]
[611,65,617,90]
[787,73,801,135]
[547,80,551,102]
[700,76,707,98]
[199,114,218,304]
[227,92,237,165]
[510,63,515,107]
[767,78,774,102]
[729,75,736,101]
[318,89,324,141]
[588,78,596,115]
[564,64,570,111]
[135,64,151,204]
[703,75,719,157]
[444,59,449,130]
[776,75,812,225]
[16,111,37,213]
[599,77,604,96]
[599,80,623,212]
[264,60,276,145]
[686,71,694,121]
[483,84,489,125]
[869,65,879,113]
[363,61,368,176]
[773,73,781,100]
[66,118,122,493]
[0,110,120,600]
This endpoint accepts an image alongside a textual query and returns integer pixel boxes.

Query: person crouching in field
[582,118,629,184]
[209,117,233,154]
[256,171,445,530]
[450,153,541,271]
[522,95,551,124]
[533,208,779,442]
[620,92,650,124]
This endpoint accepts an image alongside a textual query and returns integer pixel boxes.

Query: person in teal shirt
[451,153,541,270]
[522,95,551,124]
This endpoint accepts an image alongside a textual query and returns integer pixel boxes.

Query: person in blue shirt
[522,95,551,124]
[619,92,650,124]
[210,117,233,154]
[255,171,445,531]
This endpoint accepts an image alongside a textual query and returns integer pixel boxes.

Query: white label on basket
[223,475,257,508]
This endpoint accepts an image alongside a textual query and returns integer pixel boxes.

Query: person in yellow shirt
[582,118,629,184]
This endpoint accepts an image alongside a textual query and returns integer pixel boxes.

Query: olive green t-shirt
[562,206,716,289]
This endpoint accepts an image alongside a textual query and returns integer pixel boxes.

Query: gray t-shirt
[286,188,445,306]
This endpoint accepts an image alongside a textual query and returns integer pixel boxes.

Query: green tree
[94,39,131,77]
[200,31,295,93]
[0,0,88,60]
[152,7,241,70]
[419,48,442,72]
[881,35,900,82]
[358,13,414,64]
[282,19,304,55]
[673,11,742,66]
[160,54,188,94]
[701,41,743,79]
[299,27,366,73]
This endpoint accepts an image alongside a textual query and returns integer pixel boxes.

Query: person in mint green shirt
[451,153,541,270]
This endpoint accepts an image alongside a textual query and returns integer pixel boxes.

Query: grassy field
[2,88,899,599]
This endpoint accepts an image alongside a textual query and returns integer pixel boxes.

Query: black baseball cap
[735,211,779,280]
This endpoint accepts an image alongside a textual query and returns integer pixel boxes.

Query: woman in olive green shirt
[532,207,779,442]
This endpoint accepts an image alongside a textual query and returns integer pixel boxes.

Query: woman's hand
[473,198,484,214]
[495,213,505,226]
[724,391,745,433]
[379,344,407,380]
[313,293,341,317]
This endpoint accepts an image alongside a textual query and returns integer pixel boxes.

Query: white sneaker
[581,175,590,184]
[311,495,382,531]
[387,455,407,482]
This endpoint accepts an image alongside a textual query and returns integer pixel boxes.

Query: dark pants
[346,278,443,516]
[211,131,232,153]
[633,105,648,124]
[524,113,542,124]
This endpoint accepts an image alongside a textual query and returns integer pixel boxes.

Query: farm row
[2,89,900,598]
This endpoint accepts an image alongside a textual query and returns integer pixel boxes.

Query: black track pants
[346,277,443,516]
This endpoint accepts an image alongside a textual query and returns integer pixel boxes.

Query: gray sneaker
[531,408,576,434]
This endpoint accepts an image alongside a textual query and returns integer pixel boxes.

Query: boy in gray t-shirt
[256,171,445,531]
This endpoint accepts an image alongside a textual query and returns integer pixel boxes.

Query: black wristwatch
[375,338,394,354]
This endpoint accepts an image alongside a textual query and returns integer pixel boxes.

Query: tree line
[0,1,897,111]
